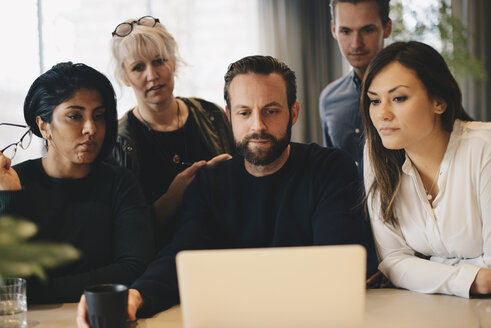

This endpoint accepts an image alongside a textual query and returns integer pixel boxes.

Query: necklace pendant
[427,193,432,200]
[173,154,181,164]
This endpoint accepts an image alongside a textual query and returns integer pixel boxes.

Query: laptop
[176,245,366,328]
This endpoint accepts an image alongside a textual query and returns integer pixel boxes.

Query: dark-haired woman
[362,41,491,297]
[0,62,154,304]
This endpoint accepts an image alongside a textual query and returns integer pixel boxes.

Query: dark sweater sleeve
[311,147,378,277]
[28,169,155,304]
[0,189,29,217]
[131,169,211,316]
[311,148,364,245]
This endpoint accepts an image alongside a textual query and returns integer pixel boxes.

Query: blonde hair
[111,19,183,85]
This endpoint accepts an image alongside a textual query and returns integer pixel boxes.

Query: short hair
[23,62,118,162]
[111,19,182,85]
[330,0,391,26]
[361,41,473,226]
[224,55,297,110]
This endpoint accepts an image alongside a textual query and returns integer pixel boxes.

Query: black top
[132,143,373,315]
[129,111,213,204]
[0,159,155,304]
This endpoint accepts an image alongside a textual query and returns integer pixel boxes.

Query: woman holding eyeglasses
[109,16,234,249]
[0,62,154,304]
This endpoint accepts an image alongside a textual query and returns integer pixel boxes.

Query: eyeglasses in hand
[112,16,160,37]
[0,123,32,160]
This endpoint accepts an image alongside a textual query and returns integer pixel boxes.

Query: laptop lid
[176,245,366,328]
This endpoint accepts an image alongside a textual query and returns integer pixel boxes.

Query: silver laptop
[176,245,366,328]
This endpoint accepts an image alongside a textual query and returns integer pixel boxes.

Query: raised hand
[206,153,232,166]
[0,153,21,190]
[153,154,232,221]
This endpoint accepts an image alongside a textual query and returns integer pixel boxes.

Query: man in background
[319,0,392,177]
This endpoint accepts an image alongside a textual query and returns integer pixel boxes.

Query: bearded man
[77,56,370,324]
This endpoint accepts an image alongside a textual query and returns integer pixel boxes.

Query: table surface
[26,288,491,328]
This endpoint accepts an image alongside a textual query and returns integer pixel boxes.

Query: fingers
[171,153,233,190]
[207,153,232,166]
[380,277,393,288]
[76,290,144,326]
[127,289,143,321]
[76,294,90,328]
[179,160,207,178]
[0,152,11,171]
[366,271,393,288]
[366,271,383,285]
[178,153,232,178]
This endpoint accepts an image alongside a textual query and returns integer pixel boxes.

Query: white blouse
[365,120,491,298]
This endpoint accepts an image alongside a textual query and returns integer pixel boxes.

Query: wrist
[153,192,179,221]
[471,269,491,295]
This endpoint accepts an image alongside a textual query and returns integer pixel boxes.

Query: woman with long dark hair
[362,41,490,297]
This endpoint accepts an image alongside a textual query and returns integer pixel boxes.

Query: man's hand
[127,289,144,321]
[76,289,144,327]
[0,153,21,190]
[76,294,90,328]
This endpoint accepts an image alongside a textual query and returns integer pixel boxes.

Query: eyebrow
[338,24,377,31]
[263,101,283,108]
[367,85,409,95]
[232,101,283,110]
[125,59,142,67]
[232,104,250,110]
[65,105,105,111]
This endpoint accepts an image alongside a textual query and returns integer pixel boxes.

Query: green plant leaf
[0,216,81,281]
[389,0,487,82]
[0,216,37,245]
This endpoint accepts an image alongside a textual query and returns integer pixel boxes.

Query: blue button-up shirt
[319,70,364,178]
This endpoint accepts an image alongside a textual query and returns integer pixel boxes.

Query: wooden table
[27,288,491,327]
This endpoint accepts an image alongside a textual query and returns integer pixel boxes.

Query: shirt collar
[350,70,362,88]
[401,153,413,175]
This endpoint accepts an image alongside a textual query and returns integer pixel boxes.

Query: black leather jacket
[110,97,235,180]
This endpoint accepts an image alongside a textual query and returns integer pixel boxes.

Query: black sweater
[132,143,373,316]
[0,159,155,303]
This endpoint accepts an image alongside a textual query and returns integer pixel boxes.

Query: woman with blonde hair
[110,16,234,248]
[362,41,490,297]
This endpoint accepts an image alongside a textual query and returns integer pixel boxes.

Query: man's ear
[225,106,231,122]
[383,19,392,39]
[434,98,447,115]
[331,20,337,39]
[36,116,50,140]
[290,101,300,126]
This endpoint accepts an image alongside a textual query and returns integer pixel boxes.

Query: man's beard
[235,119,292,166]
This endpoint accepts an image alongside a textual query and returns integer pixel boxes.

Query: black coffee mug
[84,284,128,328]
